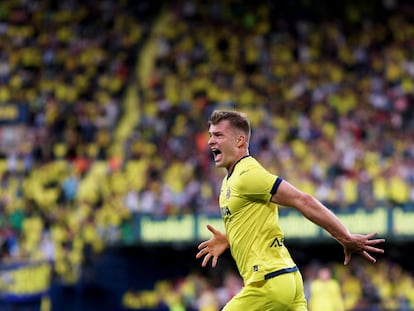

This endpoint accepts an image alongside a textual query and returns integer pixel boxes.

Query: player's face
[208,120,242,171]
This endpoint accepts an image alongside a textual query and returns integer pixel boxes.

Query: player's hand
[343,232,385,265]
[196,224,229,268]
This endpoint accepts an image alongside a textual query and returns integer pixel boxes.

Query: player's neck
[226,152,250,175]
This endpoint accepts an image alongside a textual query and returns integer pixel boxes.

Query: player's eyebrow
[208,129,223,136]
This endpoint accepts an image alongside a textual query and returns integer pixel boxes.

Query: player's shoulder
[235,156,266,177]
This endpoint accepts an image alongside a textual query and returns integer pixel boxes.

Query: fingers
[364,245,385,254]
[212,255,218,268]
[196,246,215,268]
[196,225,219,268]
[196,244,210,258]
[364,233,385,245]
[206,224,218,235]
[195,249,204,259]
[198,240,208,250]
[345,249,378,265]
[363,233,385,256]
[357,238,384,264]
[361,250,377,263]
[366,239,386,247]
[202,253,211,267]
[364,232,379,239]
[196,246,218,268]
[345,248,380,265]
[344,232,385,265]
[344,251,351,265]
[199,252,218,268]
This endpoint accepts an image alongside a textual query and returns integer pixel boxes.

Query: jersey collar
[227,155,251,179]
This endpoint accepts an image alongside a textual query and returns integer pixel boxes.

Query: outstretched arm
[196,224,229,268]
[272,180,385,265]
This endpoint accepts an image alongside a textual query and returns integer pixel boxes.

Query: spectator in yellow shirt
[309,266,345,311]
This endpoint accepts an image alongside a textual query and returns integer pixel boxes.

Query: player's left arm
[271,179,385,264]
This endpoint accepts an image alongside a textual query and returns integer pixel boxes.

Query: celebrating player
[196,110,385,311]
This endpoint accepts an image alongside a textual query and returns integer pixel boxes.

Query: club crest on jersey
[226,188,231,200]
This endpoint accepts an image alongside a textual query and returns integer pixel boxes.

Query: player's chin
[214,159,224,167]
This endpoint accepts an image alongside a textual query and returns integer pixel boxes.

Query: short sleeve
[235,167,280,203]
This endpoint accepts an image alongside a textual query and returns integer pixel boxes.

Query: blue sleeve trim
[270,177,283,195]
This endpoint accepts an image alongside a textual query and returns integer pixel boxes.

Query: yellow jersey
[219,156,297,285]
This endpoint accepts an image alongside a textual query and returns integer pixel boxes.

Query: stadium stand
[0,0,414,310]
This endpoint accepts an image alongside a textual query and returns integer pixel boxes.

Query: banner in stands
[132,207,413,244]
[0,104,29,124]
[0,261,51,302]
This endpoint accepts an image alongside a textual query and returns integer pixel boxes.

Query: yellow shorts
[222,270,308,311]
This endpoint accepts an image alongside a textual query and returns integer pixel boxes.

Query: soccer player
[196,110,385,311]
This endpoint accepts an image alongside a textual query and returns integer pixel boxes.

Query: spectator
[308,266,345,311]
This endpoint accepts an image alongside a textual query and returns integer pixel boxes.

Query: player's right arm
[196,224,229,268]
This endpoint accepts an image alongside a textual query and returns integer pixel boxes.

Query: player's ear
[236,135,246,148]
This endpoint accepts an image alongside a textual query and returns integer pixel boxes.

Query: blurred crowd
[134,0,414,216]
[121,258,414,311]
[0,0,413,309]
[0,0,160,282]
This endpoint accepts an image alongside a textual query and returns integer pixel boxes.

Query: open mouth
[212,149,221,156]
[211,149,222,163]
